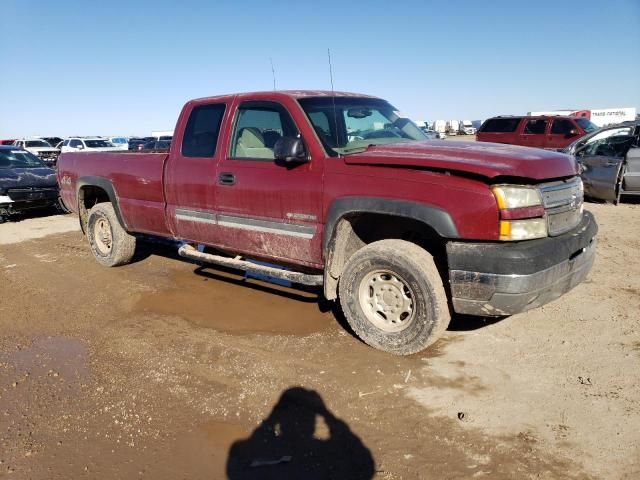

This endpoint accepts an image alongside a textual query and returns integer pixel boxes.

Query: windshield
[85,140,114,148]
[0,149,46,168]
[298,97,428,156]
[25,140,52,148]
[575,118,599,133]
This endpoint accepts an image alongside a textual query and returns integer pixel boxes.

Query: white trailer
[433,120,447,134]
[528,108,636,128]
[446,120,459,135]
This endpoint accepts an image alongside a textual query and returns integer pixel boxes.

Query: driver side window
[229,102,298,160]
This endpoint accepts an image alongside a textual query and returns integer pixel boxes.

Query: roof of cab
[190,90,380,104]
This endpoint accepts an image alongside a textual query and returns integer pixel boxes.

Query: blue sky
[1,0,639,137]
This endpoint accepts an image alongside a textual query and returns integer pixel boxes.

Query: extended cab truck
[57,91,597,355]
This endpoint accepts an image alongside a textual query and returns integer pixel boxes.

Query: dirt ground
[0,202,639,480]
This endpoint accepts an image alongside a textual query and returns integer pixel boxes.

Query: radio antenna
[270,57,276,91]
[327,48,340,156]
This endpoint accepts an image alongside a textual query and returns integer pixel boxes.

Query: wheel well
[324,213,447,300]
[78,186,111,234]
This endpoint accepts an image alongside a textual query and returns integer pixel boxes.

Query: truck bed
[58,151,171,236]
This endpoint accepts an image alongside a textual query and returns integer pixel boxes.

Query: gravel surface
[0,204,638,479]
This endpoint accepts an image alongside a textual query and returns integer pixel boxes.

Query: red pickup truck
[57,91,597,355]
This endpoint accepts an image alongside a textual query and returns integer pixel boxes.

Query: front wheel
[87,203,136,267]
[338,240,450,355]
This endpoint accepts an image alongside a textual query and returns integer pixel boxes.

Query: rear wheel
[338,240,450,355]
[87,203,136,267]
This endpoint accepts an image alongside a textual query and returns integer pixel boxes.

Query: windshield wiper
[342,144,377,155]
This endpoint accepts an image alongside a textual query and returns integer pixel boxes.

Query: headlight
[491,185,547,241]
[492,185,542,209]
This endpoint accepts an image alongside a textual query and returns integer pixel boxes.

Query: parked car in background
[108,137,129,150]
[60,137,120,153]
[37,136,63,148]
[419,127,439,140]
[0,146,59,223]
[564,121,640,204]
[12,138,60,167]
[458,120,476,135]
[140,140,171,151]
[128,137,156,151]
[477,115,598,150]
[0,139,17,145]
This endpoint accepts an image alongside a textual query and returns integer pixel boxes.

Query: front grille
[37,151,59,164]
[538,177,584,236]
[7,187,59,202]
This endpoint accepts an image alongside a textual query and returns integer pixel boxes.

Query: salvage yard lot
[0,203,639,479]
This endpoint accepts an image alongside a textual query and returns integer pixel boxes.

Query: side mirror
[76,144,84,150]
[273,136,309,163]
[568,129,578,136]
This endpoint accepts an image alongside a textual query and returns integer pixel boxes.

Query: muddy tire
[338,240,450,355]
[87,203,136,267]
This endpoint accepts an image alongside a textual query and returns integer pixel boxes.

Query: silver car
[564,121,640,204]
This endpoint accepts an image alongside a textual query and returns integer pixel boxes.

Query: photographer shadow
[226,387,375,480]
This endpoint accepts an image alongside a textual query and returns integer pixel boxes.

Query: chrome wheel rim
[358,269,416,332]
[93,217,113,256]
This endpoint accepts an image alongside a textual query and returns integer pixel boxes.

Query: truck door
[519,118,548,148]
[164,102,228,245]
[547,118,578,150]
[213,99,324,266]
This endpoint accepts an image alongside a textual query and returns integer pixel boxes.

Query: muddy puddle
[131,267,334,335]
[0,335,88,383]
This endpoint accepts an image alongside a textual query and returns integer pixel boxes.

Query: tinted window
[523,119,548,134]
[551,119,574,135]
[479,118,521,133]
[63,139,70,146]
[182,104,226,157]
[575,118,599,133]
[230,102,298,160]
[69,139,81,147]
[25,140,51,148]
[85,140,113,148]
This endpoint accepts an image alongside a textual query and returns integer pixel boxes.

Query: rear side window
[480,118,521,133]
[182,103,226,157]
[523,119,548,134]
[551,119,574,135]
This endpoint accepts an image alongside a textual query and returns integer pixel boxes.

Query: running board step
[178,244,324,286]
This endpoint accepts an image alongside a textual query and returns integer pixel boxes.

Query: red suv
[477,116,598,150]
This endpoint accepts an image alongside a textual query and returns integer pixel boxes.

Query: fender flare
[77,176,128,230]
[323,197,459,255]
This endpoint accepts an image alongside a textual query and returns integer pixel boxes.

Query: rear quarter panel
[57,151,170,236]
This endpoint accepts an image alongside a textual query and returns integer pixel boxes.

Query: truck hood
[0,167,58,191]
[343,141,578,181]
